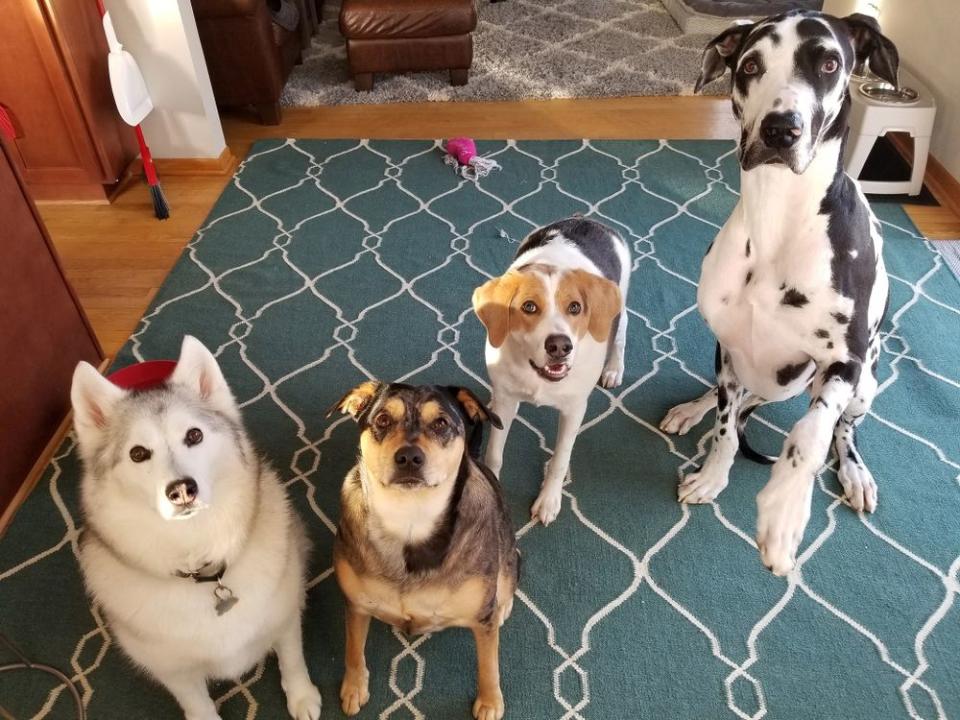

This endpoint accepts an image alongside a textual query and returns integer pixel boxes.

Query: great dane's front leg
[757,361,859,575]
[531,398,587,525]
[833,348,879,512]
[678,347,745,503]
[483,394,518,479]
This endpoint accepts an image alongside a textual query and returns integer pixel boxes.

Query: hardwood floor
[36,96,960,356]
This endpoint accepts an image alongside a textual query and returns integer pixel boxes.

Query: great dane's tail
[737,404,776,465]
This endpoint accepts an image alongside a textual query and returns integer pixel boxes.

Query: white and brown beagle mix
[473,217,630,524]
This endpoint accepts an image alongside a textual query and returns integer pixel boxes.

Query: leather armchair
[191,0,303,124]
[340,0,477,91]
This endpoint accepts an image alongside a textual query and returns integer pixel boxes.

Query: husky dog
[71,336,322,720]
[330,381,518,720]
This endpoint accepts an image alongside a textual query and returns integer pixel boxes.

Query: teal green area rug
[2,139,959,720]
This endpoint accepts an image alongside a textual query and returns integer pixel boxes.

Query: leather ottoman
[339,0,477,91]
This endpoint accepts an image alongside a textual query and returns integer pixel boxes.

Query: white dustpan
[103,11,153,126]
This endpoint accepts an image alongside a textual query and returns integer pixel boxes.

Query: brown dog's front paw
[340,669,369,716]
[472,689,505,720]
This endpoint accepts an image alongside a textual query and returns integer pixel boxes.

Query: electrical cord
[0,633,85,720]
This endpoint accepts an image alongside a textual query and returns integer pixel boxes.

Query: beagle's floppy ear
[695,21,754,93]
[472,273,519,349]
[327,381,382,422]
[449,387,503,430]
[569,270,622,343]
[843,13,899,88]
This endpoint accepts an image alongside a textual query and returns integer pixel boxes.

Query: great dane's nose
[545,334,573,360]
[394,445,425,469]
[165,478,198,506]
[760,111,803,149]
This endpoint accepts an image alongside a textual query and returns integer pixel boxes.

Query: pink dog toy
[444,137,501,179]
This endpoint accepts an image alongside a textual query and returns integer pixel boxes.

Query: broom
[95,0,170,219]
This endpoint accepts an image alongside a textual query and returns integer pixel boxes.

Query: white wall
[103,0,226,159]
[825,0,960,181]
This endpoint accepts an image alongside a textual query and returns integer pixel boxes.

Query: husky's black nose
[545,334,573,360]
[394,445,425,469]
[165,478,198,506]
[761,111,803,149]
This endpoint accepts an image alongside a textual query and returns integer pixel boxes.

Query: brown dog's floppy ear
[695,21,754,93]
[450,387,503,429]
[327,381,382,421]
[568,270,622,343]
[472,274,519,349]
[843,13,899,88]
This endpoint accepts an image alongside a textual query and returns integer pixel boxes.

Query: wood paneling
[0,0,137,200]
[0,139,103,516]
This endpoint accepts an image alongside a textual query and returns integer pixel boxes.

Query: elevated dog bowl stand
[844,65,937,196]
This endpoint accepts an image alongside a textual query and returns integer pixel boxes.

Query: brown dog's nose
[165,478,198,506]
[545,334,573,360]
[394,445,425,469]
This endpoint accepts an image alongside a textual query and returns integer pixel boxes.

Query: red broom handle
[135,125,159,185]
[95,0,106,17]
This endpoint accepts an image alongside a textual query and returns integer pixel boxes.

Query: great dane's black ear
[695,21,755,93]
[843,13,900,88]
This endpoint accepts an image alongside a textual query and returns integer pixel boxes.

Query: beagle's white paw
[756,468,813,576]
[600,357,625,388]
[531,487,562,526]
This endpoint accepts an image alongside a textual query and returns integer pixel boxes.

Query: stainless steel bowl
[859,82,920,105]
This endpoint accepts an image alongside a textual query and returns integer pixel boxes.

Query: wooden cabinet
[0,0,137,202]
[0,137,103,517]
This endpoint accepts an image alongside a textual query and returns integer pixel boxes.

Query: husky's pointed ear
[843,13,899,88]
[449,387,503,429]
[171,336,237,415]
[695,21,753,93]
[71,362,124,449]
[327,381,382,422]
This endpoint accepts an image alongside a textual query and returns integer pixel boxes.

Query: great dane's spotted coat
[660,11,900,575]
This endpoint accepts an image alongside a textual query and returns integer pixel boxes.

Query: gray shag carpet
[281,0,718,106]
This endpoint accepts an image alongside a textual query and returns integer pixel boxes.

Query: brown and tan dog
[329,381,519,720]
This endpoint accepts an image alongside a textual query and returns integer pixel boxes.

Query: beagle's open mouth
[530,359,570,382]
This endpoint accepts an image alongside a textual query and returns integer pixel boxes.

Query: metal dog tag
[214,582,238,616]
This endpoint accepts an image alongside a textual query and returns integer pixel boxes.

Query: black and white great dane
[660,11,900,575]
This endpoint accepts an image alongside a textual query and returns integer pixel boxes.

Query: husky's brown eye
[821,58,839,74]
[567,301,582,315]
[129,446,151,463]
[431,417,449,433]
[373,412,392,429]
[521,300,538,314]
[743,59,760,75]
[185,428,203,447]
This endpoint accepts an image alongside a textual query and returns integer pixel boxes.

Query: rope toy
[443,137,501,180]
